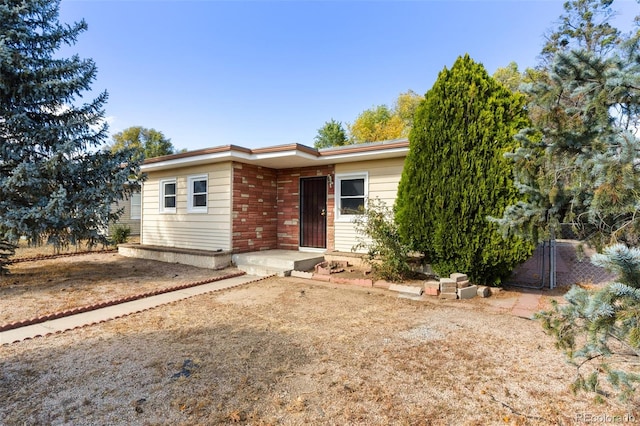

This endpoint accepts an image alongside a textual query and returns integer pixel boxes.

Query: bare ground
[0,252,638,425]
[0,252,239,325]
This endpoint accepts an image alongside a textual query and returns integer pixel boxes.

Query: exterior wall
[110,192,141,236]
[276,165,335,251]
[231,163,278,252]
[141,162,232,251]
[333,157,406,252]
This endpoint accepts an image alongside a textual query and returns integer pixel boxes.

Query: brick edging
[11,249,118,264]
[0,271,247,332]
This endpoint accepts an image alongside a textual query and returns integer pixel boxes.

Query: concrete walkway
[0,274,261,345]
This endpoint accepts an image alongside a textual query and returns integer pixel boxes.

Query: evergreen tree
[537,244,640,402]
[0,0,141,272]
[500,0,640,401]
[496,0,640,248]
[313,119,348,149]
[395,55,534,285]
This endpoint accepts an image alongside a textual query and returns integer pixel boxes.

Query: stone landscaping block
[373,280,392,289]
[290,270,313,279]
[312,274,331,282]
[457,285,478,299]
[440,280,458,293]
[476,286,491,298]
[389,284,423,296]
[450,273,468,282]
[439,292,458,300]
[423,286,439,296]
[456,280,470,288]
[423,281,440,291]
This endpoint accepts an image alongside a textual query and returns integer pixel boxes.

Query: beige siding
[142,162,232,251]
[109,191,141,236]
[333,157,405,252]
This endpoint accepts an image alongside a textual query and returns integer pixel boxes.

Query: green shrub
[352,197,412,282]
[395,54,535,285]
[110,225,131,246]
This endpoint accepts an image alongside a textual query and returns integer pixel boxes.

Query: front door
[300,177,327,249]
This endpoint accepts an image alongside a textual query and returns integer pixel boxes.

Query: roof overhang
[141,139,409,172]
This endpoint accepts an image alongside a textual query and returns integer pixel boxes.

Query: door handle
[320,209,326,216]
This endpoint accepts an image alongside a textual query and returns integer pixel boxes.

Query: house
[119,139,409,272]
[109,189,141,236]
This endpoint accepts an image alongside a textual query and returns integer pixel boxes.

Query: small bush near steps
[110,225,131,246]
[352,197,412,282]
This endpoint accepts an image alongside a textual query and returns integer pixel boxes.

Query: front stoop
[232,250,325,277]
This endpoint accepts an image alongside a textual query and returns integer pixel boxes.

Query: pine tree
[496,0,640,247]
[537,244,640,402]
[313,119,348,149]
[0,0,141,273]
[395,55,535,285]
[501,0,640,402]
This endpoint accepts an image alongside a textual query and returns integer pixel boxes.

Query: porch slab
[118,244,232,270]
[232,250,325,277]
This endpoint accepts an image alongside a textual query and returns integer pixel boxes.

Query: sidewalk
[0,274,261,345]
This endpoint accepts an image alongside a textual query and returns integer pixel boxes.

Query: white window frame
[159,178,177,214]
[130,191,141,220]
[187,174,208,213]
[335,172,368,222]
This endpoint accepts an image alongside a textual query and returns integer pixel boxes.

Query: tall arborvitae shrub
[395,55,535,285]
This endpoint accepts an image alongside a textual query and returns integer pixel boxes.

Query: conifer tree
[395,55,534,285]
[500,0,640,401]
[313,119,348,149]
[537,244,640,402]
[496,0,640,247]
[0,0,141,273]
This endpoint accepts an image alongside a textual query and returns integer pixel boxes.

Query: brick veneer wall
[276,165,335,251]
[232,162,335,253]
[231,163,278,252]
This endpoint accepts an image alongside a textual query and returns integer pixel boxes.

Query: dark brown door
[300,177,327,249]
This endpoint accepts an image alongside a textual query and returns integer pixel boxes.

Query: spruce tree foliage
[0,0,141,262]
[537,244,640,402]
[395,55,535,286]
[495,0,640,248]
[313,119,348,149]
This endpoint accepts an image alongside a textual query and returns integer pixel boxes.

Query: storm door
[299,177,327,249]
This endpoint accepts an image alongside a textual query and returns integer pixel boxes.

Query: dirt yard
[1,252,638,425]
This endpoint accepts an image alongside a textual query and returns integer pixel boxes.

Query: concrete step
[232,250,325,277]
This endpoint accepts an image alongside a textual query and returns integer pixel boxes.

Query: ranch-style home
[119,139,409,274]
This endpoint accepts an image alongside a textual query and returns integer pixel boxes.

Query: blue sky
[58,0,639,152]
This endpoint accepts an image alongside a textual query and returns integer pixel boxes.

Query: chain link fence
[507,238,617,289]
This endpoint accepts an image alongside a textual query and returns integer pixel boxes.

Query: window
[336,173,368,221]
[130,192,141,219]
[188,174,208,213]
[160,178,177,213]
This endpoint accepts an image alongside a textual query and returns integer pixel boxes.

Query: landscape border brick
[0,271,247,332]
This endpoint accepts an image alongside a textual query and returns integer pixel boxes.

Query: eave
[140,139,409,172]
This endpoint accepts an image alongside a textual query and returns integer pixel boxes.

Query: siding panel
[334,158,405,252]
[141,162,232,251]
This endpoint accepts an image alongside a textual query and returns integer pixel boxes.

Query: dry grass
[0,250,239,325]
[0,253,638,425]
